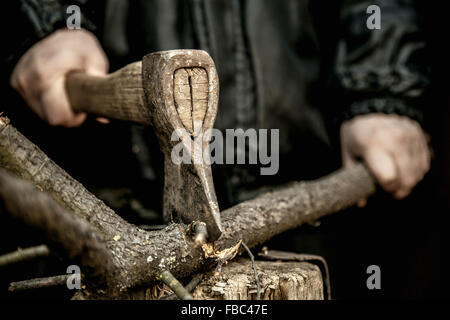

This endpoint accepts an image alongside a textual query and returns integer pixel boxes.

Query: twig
[0,245,49,267]
[242,242,261,300]
[161,273,203,300]
[185,274,203,292]
[9,275,69,292]
[258,249,332,300]
[158,270,193,300]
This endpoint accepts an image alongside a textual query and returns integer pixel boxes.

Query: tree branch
[161,273,203,300]
[0,245,49,267]
[0,168,116,287]
[158,270,193,300]
[9,275,69,292]
[0,116,376,298]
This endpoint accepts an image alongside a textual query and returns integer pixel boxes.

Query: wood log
[95,259,324,300]
[191,258,324,300]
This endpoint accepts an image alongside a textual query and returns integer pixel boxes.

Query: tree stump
[192,258,324,300]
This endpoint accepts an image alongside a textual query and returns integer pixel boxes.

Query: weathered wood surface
[0,115,376,298]
[192,258,324,300]
[0,167,115,285]
[66,61,148,124]
[173,67,209,134]
[94,259,324,300]
[141,50,222,241]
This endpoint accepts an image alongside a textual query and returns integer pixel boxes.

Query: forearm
[330,1,431,200]
[331,0,430,126]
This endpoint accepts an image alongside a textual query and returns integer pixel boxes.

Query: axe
[64,50,222,243]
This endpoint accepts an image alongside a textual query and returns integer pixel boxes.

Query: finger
[413,137,429,183]
[13,75,47,120]
[363,148,400,193]
[391,143,419,199]
[341,147,355,167]
[407,133,426,183]
[418,133,431,176]
[83,49,109,76]
[9,69,21,91]
[403,120,430,181]
[394,187,412,200]
[357,198,367,208]
[84,63,108,76]
[39,77,82,126]
[96,117,110,124]
[63,112,87,128]
[14,58,56,121]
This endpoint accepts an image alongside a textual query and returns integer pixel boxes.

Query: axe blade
[142,50,222,242]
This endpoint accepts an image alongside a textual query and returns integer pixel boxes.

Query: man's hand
[340,113,430,205]
[10,29,109,127]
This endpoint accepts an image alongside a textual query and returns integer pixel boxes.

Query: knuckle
[403,176,417,189]
[375,167,398,187]
[395,190,409,200]
[43,104,69,126]
[12,73,27,91]
[392,127,408,141]
[381,175,397,186]
[424,160,431,173]
[380,178,399,192]
[31,63,46,82]
[421,164,430,179]
[373,130,394,146]
[35,85,48,101]
[29,52,42,69]
[16,73,28,87]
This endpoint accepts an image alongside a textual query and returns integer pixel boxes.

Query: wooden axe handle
[65,61,151,125]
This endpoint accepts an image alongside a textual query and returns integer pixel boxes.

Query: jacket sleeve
[331,0,430,127]
[1,0,102,79]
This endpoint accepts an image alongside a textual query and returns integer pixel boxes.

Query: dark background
[0,2,449,300]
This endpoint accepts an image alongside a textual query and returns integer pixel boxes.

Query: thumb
[84,63,108,76]
[83,51,109,76]
[341,146,356,168]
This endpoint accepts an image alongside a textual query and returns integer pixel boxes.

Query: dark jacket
[1,0,430,213]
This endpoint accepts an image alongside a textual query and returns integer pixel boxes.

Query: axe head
[141,50,222,242]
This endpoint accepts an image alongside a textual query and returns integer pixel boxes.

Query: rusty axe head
[141,50,222,243]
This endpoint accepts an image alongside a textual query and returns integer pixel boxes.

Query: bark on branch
[0,168,115,286]
[0,245,49,267]
[0,116,376,298]
[9,275,69,292]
